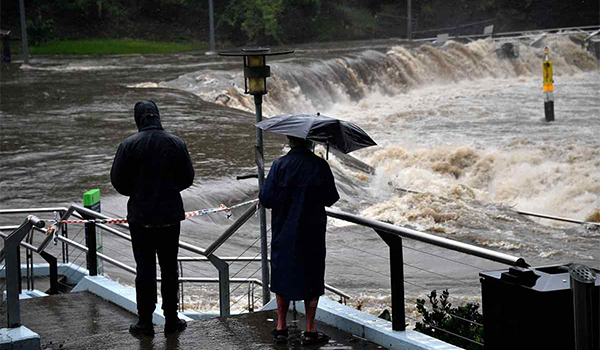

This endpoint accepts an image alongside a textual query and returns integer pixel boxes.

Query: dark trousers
[130,223,181,321]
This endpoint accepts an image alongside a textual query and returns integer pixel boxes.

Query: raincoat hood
[134,101,163,131]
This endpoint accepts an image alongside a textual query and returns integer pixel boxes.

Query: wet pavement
[5,292,387,350]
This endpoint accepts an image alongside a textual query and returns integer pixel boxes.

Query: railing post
[16,240,22,295]
[5,234,22,328]
[569,264,598,350]
[62,219,69,264]
[375,229,406,331]
[84,220,98,276]
[255,95,271,306]
[178,261,185,312]
[39,251,58,295]
[208,255,230,317]
[3,216,44,328]
[83,189,102,275]
[25,231,33,291]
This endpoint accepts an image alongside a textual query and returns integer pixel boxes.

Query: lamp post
[218,47,294,305]
[407,0,412,42]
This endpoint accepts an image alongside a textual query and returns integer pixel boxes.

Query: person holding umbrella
[257,112,375,344]
[259,134,340,345]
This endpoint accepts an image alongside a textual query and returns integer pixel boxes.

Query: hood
[134,101,163,131]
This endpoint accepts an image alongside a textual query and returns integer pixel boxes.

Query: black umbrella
[255,113,377,154]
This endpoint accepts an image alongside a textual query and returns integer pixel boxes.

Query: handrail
[205,203,259,257]
[55,235,137,275]
[0,204,354,306]
[179,277,262,284]
[515,210,600,227]
[69,204,207,256]
[54,235,265,286]
[2,216,46,327]
[585,29,600,41]
[68,204,129,230]
[0,207,68,215]
[391,186,598,226]
[326,208,528,267]
[65,204,353,300]
[413,25,600,43]
[1,205,529,274]
[179,256,266,262]
[0,225,21,231]
[178,256,351,299]
[0,231,38,254]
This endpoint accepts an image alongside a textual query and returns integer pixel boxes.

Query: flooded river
[1,35,598,316]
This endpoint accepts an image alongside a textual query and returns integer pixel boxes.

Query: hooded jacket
[110,101,195,226]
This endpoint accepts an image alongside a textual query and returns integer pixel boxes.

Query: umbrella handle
[326,141,329,160]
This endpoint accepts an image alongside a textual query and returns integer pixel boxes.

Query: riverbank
[3,0,597,57]
[30,40,202,55]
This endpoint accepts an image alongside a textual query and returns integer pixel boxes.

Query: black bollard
[569,264,598,350]
[544,100,555,122]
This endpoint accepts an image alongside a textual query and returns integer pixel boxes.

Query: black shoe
[271,328,289,344]
[129,320,155,336]
[301,331,329,346]
[164,318,187,334]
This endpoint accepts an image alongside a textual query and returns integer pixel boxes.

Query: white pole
[208,0,215,53]
[407,0,412,41]
[19,0,29,64]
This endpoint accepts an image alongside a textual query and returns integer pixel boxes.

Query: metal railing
[2,200,596,348]
[0,202,352,325]
[325,208,526,334]
[0,215,46,327]
[413,24,600,43]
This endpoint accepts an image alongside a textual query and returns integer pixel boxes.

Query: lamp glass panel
[247,56,264,67]
[248,77,266,94]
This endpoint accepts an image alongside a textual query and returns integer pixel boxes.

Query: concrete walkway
[9,292,386,350]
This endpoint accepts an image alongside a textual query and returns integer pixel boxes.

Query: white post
[19,0,29,64]
[208,0,215,53]
[407,0,412,41]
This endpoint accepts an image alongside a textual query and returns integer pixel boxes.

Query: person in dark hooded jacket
[110,101,194,336]
[259,135,339,345]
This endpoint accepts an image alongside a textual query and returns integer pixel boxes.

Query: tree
[221,0,284,44]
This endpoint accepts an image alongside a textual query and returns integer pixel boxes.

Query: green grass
[30,40,200,55]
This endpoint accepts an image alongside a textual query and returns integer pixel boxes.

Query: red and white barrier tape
[52,199,259,225]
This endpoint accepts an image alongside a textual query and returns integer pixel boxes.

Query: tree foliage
[221,0,284,44]
[220,0,326,45]
[1,0,597,46]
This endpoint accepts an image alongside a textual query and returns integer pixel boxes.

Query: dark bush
[415,289,484,350]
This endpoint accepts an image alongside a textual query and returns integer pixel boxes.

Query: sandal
[301,331,329,346]
[271,328,289,344]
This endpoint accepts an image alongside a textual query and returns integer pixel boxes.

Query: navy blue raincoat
[259,147,339,300]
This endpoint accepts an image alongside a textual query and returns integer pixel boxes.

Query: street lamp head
[219,47,294,96]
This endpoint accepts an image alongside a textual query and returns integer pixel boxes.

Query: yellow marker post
[542,46,554,122]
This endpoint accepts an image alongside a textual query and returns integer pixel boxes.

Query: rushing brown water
[1,35,598,316]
